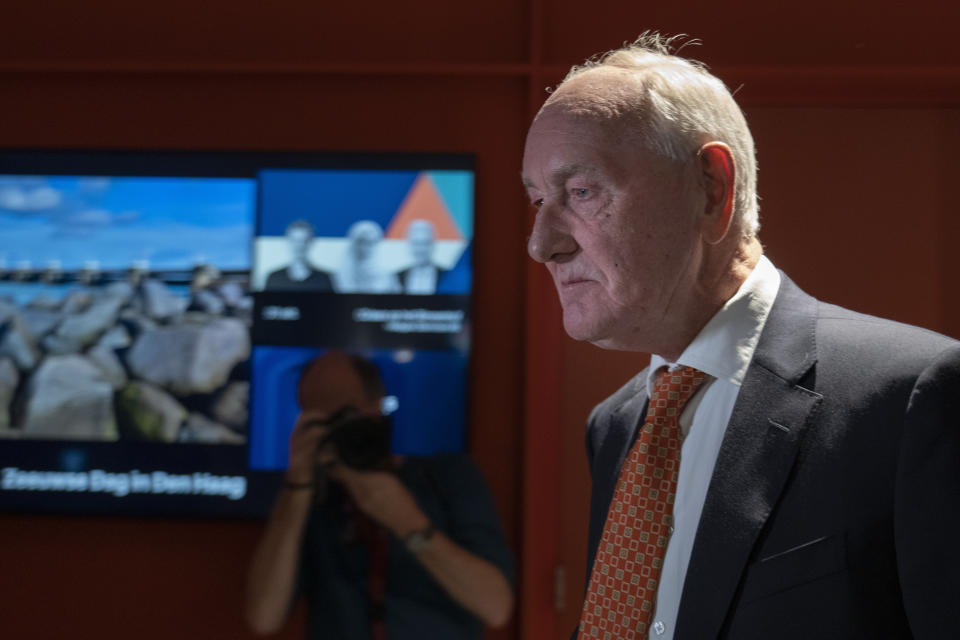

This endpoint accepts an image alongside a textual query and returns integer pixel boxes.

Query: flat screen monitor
[0,149,474,517]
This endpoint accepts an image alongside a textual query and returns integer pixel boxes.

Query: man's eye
[572,188,590,197]
[532,198,544,208]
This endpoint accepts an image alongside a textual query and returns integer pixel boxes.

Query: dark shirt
[265,267,333,292]
[299,454,513,640]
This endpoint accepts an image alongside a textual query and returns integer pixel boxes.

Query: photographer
[245,352,514,639]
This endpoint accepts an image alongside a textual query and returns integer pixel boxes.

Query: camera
[310,406,392,471]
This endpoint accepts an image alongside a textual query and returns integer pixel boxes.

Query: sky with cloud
[0,175,255,271]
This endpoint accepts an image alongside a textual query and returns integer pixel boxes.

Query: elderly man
[398,219,448,295]
[333,220,401,294]
[523,34,960,639]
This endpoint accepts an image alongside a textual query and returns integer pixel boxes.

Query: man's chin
[562,315,638,352]
[562,314,606,345]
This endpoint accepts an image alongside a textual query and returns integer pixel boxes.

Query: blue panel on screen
[248,346,323,471]
[258,170,419,236]
[436,242,472,295]
[382,350,468,455]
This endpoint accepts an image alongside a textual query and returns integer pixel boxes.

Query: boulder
[118,310,157,340]
[140,280,187,321]
[103,281,135,305]
[20,354,116,440]
[56,295,124,348]
[181,311,217,325]
[210,381,248,430]
[0,316,40,370]
[20,308,62,341]
[217,282,246,307]
[190,289,226,315]
[125,317,250,395]
[0,357,19,430]
[179,412,245,444]
[25,295,61,311]
[233,296,253,325]
[61,290,93,315]
[96,324,132,350]
[190,264,220,291]
[41,333,84,355]
[86,344,128,389]
[115,381,186,442]
[0,299,17,323]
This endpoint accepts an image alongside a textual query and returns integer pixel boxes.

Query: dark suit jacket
[584,274,960,639]
[264,267,333,292]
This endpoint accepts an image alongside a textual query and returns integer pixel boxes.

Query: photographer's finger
[315,440,339,466]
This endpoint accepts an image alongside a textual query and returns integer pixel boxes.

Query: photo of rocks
[0,274,252,444]
[0,174,256,444]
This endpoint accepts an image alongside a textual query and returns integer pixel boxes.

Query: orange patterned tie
[579,366,707,639]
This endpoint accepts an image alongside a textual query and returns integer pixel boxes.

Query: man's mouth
[560,275,593,288]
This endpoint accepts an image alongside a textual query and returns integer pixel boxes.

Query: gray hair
[552,32,759,238]
[346,219,384,242]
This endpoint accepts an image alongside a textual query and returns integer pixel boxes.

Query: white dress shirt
[404,264,439,294]
[644,255,781,639]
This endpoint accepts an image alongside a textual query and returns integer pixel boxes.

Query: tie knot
[651,365,707,416]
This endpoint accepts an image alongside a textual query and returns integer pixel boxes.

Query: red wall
[1,2,959,639]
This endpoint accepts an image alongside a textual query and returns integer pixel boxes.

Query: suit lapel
[586,376,650,577]
[674,274,824,639]
[604,387,649,488]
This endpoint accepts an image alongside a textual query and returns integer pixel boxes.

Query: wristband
[403,524,436,554]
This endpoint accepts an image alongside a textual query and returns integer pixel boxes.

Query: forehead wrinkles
[533,105,635,149]
[526,116,645,193]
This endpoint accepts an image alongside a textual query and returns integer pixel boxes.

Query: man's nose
[527,206,578,263]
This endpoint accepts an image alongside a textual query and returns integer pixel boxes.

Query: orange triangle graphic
[385,174,464,241]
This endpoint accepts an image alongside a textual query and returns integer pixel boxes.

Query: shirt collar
[647,255,781,396]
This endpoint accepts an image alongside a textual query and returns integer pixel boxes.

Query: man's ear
[697,142,735,245]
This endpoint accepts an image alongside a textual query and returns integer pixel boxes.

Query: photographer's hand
[329,465,513,628]
[245,410,328,635]
[327,465,431,536]
[285,410,331,485]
